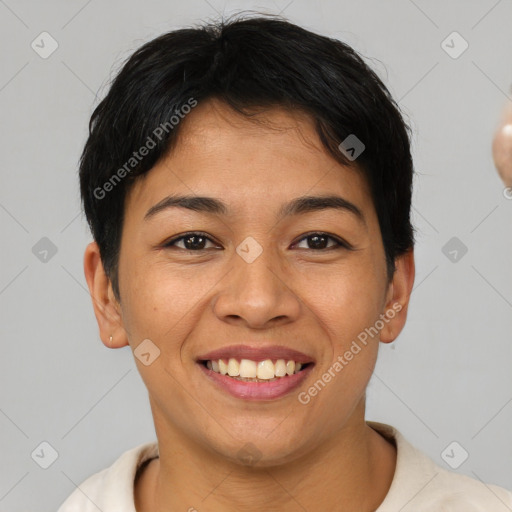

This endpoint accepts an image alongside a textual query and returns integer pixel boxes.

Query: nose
[212,240,302,329]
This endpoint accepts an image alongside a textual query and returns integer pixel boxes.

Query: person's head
[82,14,415,465]
[493,94,512,188]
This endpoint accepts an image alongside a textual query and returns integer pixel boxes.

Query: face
[86,98,413,466]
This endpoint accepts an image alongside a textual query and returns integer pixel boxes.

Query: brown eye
[163,232,218,251]
[293,232,351,250]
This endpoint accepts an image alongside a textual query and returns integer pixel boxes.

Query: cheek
[305,260,385,346]
[118,268,203,414]
[121,257,198,331]
[302,268,382,410]
[119,260,221,377]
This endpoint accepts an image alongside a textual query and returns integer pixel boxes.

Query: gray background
[1,0,511,510]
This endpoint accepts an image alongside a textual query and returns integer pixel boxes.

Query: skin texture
[84,98,415,511]
[493,99,512,188]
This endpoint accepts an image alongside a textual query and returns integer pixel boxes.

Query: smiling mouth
[200,358,312,382]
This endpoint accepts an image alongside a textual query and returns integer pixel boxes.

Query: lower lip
[198,363,313,401]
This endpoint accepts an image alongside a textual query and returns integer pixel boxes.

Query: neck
[135,402,396,512]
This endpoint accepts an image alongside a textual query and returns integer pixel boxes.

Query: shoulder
[56,441,159,512]
[422,466,512,511]
[368,421,512,512]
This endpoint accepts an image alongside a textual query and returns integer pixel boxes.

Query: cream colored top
[57,421,512,511]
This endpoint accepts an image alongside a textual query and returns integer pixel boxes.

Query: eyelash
[162,231,353,252]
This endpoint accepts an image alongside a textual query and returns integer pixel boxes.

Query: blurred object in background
[492,91,512,188]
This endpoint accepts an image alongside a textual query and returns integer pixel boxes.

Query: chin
[204,422,318,469]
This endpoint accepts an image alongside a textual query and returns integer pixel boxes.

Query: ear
[379,249,415,344]
[83,241,129,348]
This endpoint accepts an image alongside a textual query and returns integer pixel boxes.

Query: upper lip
[197,345,315,364]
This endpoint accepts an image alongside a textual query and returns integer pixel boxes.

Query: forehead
[167,98,339,175]
[126,98,374,220]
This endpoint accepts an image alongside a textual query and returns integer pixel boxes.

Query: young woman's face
[113,99,407,465]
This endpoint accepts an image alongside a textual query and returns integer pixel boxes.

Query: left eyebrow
[277,195,366,226]
[144,195,228,221]
[143,193,366,227]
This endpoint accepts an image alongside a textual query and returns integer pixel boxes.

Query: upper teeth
[206,358,303,379]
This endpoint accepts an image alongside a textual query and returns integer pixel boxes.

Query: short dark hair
[79,14,415,300]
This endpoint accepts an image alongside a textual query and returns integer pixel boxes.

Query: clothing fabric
[57,421,512,511]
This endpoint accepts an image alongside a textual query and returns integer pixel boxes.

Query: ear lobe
[83,241,129,348]
[379,249,415,344]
